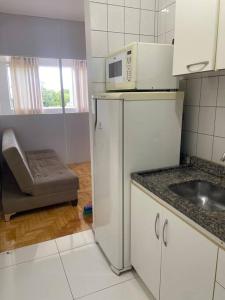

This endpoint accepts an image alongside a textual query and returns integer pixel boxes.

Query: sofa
[2,129,79,221]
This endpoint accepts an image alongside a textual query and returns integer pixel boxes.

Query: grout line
[0,251,59,271]
[76,276,135,300]
[211,77,219,160]
[56,240,75,300]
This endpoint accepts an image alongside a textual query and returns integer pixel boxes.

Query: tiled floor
[0,230,153,300]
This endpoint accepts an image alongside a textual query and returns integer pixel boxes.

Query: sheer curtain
[72,60,89,112]
[9,57,43,114]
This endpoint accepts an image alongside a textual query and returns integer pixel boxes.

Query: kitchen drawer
[217,248,225,288]
[214,283,225,300]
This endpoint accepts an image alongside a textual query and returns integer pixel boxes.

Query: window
[0,56,88,115]
[38,58,62,114]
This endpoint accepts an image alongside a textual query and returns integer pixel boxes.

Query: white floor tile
[56,232,86,252]
[80,278,154,300]
[0,240,58,269]
[82,229,95,244]
[61,244,134,299]
[0,254,73,300]
[56,230,95,253]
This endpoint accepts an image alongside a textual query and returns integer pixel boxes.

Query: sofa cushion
[26,150,79,196]
[2,129,34,194]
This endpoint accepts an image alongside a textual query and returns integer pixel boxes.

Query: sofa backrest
[2,129,34,194]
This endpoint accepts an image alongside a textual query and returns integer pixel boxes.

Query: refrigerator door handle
[94,100,98,130]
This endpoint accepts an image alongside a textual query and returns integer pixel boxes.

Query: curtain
[9,57,43,114]
[72,60,89,112]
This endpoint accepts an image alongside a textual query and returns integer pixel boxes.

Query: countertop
[131,157,225,247]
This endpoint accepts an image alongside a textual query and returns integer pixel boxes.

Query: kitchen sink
[169,180,225,211]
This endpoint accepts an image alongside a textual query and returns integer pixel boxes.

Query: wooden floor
[0,162,92,253]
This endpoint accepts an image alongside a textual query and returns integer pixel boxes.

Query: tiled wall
[156,0,225,165]
[157,0,176,45]
[181,73,225,165]
[85,0,157,95]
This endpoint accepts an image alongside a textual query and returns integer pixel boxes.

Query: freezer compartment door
[93,99,123,270]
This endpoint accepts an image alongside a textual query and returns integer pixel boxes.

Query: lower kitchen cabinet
[159,205,217,300]
[214,284,225,300]
[131,183,218,300]
[131,184,162,299]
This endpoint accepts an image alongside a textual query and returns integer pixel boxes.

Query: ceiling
[0,0,84,21]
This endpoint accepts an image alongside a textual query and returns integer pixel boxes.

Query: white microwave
[106,42,178,91]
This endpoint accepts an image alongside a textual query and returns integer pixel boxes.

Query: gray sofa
[2,129,79,221]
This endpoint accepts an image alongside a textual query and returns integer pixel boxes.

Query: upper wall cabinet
[173,0,220,76]
[216,0,225,70]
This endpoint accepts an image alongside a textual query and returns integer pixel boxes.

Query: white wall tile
[125,8,140,34]
[157,34,165,44]
[158,10,166,36]
[108,32,124,53]
[165,30,174,44]
[198,107,216,135]
[197,134,213,160]
[140,35,155,43]
[90,3,107,31]
[212,137,225,165]
[200,77,218,106]
[91,31,108,57]
[181,131,197,156]
[217,76,225,107]
[91,58,105,82]
[92,82,106,94]
[186,79,201,106]
[158,0,167,10]
[141,0,155,10]
[165,3,175,32]
[125,0,141,8]
[215,107,225,138]
[108,5,125,33]
[140,10,155,35]
[183,106,199,132]
[108,0,124,5]
[125,33,140,44]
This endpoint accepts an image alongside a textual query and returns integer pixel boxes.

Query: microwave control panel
[126,50,132,81]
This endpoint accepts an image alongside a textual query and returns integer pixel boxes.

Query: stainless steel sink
[169,180,225,211]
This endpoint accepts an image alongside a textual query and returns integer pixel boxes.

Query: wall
[0,13,86,59]
[85,0,158,95]
[157,0,225,165]
[0,13,90,164]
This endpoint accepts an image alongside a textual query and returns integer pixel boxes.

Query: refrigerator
[90,91,184,274]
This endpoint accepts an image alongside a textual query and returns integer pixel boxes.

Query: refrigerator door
[93,99,124,270]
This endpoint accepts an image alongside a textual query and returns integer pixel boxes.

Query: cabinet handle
[163,219,168,247]
[186,61,209,73]
[154,213,160,240]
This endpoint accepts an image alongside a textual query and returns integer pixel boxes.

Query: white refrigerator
[91,91,184,274]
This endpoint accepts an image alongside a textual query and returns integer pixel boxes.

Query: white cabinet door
[216,248,225,288]
[160,208,218,300]
[173,0,219,75]
[131,184,162,300]
[216,0,225,70]
[214,284,225,300]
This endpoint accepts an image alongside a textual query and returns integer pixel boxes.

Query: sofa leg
[71,199,78,207]
[4,213,14,222]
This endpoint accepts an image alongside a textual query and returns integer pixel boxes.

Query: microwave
[106,42,178,91]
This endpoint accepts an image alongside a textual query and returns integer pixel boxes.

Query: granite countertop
[131,157,225,246]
